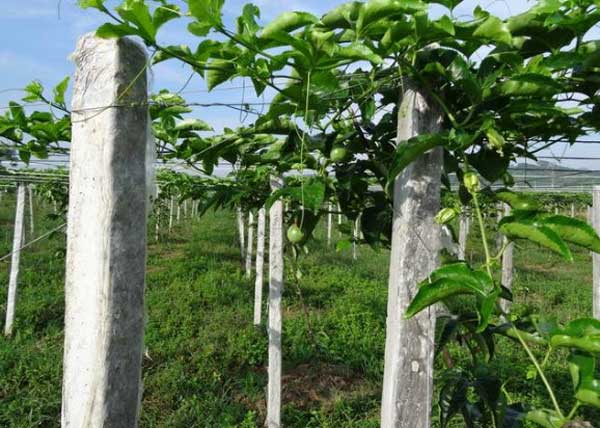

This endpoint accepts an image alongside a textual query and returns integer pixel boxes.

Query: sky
[1,0,599,174]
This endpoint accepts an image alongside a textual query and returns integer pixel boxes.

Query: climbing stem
[512,328,564,419]
[472,190,493,278]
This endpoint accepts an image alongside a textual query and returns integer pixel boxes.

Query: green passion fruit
[330,146,348,162]
[287,224,304,243]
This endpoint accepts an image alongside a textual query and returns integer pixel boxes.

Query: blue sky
[1,0,599,171]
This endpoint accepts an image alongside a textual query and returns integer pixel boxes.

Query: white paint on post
[254,207,266,326]
[237,207,246,262]
[4,183,26,337]
[327,202,333,247]
[458,212,469,260]
[380,82,442,428]
[245,211,255,278]
[62,34,148,428]
[593,186,600,319]
[267,177,284,428]
[500,203,514,314]
[169,196,174,232]
[352,217,359,260]
[28,184,34,237]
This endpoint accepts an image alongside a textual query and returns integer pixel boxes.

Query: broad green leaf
[525,409,564,428]
[499,216,572,261]
[495,190,540,211]
[435,15,455,36]
[406,277,485,318]
[357,0,426,32]
[477,290,500,332]
[188,0,224,27]
[116,0,157,41]
[321,2,362,29]
[9,102,26,127]
[188,21,213,37]
[53,77,70,106]
[387,134,446,190]
[499,74,563,97]
[23,81,44,103]
[205,59,236,90]
[78,0,106,10]
[153,3,181,30]
[335,42,383,64]
[429,0,463,10]
[174,119,212,131]
[96,23,139,39]
[261,12,318,39]
[473,15,512,45]
[540,215,600,253]
[550,319,600,354]
[485,128,505,152]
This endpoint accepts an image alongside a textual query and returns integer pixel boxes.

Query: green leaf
[188,0,224,27]
[550,319,600,354]
[205,59,236,90]
[495,190,540,212]
[525,409,564,428]
[499,74,563,97]
[439,377,469,428]
[78,0,106,10]
[540,215,600,253]
[174,119,212,132]
[116,0,157,41]
[406,262,493,318]
[52,77,70,106]
[336,239,352,252]
[153,3,180,30]
[321,2,362,29]
[429,0,463,10]
[22,81,44,103]
[261,11,318,39]
[499,215,572,261]
[435,15,455,36]
[473,15,512,45]
[335,42,383,65]
[357,0,426,32]
[387,134,445,190]
[406,277,484,318]
[96,23,139,39]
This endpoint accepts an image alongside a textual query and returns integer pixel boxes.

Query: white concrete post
[183,199,188,218]
[352,217,359,260]
[593,187,600,319]
[28,184,34,237]
[380,82,442,428]
[4,183,26,336]
[500,203,514,314]
[254,207,266,326]
[168,196,174,232]
[245,211,255,278]
[571,203,575,218]
[267,177,284,428]
[458,211,469,260]
[337,202,342,225]
[176,199,181,222]
[62,34,149,428]
[237,207,246,262]
[327,202,332,247]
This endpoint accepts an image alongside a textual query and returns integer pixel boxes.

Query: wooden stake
[62,34,148,427]
[380,82,442,428]
[4,183,25,336]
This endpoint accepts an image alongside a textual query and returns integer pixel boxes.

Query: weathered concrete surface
[380,82,443,428]
[62,34,149,428]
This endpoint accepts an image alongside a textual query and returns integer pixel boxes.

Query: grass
[0,197,597,427]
